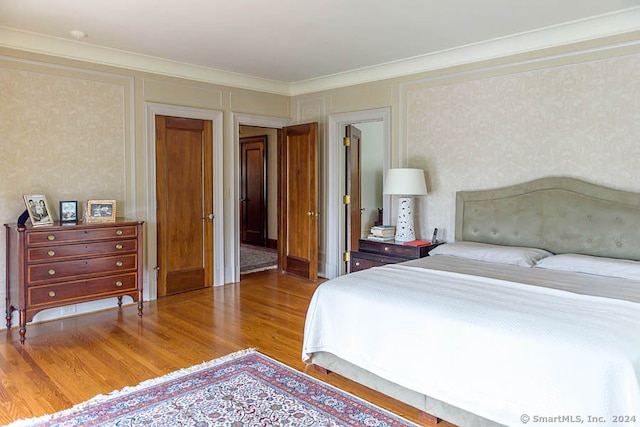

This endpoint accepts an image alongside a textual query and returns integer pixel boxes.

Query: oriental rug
[6,349,419,427]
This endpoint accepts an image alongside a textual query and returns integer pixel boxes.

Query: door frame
[230,113,292,284]
[145,103,224,299]
[327,108,391,279]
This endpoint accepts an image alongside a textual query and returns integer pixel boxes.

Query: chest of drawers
[351,239,443,272]
[4,219,144,343]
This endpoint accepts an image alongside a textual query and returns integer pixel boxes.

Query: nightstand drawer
[358,239,422,258]
[352,257,386,272]
[351,251,407,271]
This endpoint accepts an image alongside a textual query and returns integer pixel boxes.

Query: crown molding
[1,6,639,97]
[289,7,640,95]
[0,26,291,95]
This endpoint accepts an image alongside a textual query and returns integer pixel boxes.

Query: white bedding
[302,257,640,427]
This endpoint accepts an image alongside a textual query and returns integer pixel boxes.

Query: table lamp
[383,168,427,242]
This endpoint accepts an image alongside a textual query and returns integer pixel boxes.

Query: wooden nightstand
[350,239,443,272]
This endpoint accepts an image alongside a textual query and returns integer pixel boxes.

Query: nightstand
[350,239,443,272]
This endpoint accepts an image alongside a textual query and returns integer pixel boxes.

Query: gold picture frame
[86,199,117,223]
[23,194,55,227]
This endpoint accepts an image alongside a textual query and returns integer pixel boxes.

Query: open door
[345,125,362,272]
[278,122,318,281]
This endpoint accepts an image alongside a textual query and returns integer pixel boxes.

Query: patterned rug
[6,349,419,427]
[240,245,277,273]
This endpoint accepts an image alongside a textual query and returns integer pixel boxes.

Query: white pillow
[429,241,552,267]
[534,253,640,280]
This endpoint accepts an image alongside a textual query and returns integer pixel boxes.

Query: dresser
[351,239,443,272]
[4,219,144,343]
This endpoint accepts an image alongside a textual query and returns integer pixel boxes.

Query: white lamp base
[394,197,416,242]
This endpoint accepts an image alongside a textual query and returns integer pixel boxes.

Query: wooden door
[345,124,362,273]
[240,136,267,246]
[278,123,318,281]
[155,115,214,296]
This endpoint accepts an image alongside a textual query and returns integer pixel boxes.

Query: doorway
[327,108,391,279]
[239,126,278,274]
[231,114,290,283]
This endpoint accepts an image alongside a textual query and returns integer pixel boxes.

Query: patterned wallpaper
[0,65,126,290]
[404,53,640,242]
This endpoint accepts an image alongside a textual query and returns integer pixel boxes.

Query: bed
[302,177,640,427]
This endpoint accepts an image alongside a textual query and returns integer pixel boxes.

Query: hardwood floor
[0,270,454,426]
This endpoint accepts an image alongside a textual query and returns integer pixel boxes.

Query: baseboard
[267,239,277,250]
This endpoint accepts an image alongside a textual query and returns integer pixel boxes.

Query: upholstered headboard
[455,177,640,260]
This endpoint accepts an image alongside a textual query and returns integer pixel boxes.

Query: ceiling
[1,0,639,95]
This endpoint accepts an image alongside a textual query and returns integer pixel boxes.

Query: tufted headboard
[455,177,640,261]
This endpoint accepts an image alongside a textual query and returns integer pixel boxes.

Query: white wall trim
[326,108,391,279]
[3,7,638,96]
[145,103,224,299]
[229,113,292,284]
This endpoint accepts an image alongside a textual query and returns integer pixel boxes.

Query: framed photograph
[59,200,78,224]
[86,199,117,223]
[23,194,54,227]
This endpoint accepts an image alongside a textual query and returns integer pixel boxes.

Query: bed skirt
[309,351,504,427]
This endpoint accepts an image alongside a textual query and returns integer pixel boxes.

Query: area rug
[6,349,419,427]
[240,245,277,273]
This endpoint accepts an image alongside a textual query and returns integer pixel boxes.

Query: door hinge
[343,252,351,262]
[343,194,351,204]
[343,137,351,147]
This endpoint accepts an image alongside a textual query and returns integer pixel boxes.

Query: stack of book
[367,225,395,241]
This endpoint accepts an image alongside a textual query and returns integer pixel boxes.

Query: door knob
[203,213,214,220]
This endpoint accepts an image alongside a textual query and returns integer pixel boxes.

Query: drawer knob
[384,246,389,251]
[48,269,56,276]
[47,250,56,257]
[47,235,55,241]
[116,261,123,267]
[48,291,56,297]
[116,230,123,236]
[115,244,123,250]
[355,262,360,266]
[115,281,123,287]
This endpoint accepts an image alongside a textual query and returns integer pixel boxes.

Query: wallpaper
[404,53,640,242]
[0,65,126,293]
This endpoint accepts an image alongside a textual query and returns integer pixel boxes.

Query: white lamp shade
[383,168,427,196]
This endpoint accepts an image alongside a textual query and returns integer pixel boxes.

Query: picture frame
[59,200,78,224]
[23,194,54,227]
[86,199,117,223]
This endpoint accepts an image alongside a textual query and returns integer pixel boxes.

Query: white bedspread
[302,259,640,427]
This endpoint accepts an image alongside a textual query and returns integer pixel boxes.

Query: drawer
[27,254,137,284]
[26,226,138,246]
[351,257,387,272]
[28,239,137,262]
[358,239,419,258]
[28,273,137,307]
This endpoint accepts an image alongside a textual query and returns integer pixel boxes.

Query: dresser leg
[137,300,143,317]
[5,303,11,329]
[117,296,123,307]
[19,310,26,344]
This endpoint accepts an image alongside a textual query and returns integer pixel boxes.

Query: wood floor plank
[0,270,455,426]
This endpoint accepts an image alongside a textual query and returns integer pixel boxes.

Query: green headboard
[455,177,640,260]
